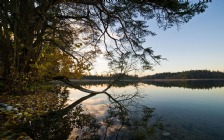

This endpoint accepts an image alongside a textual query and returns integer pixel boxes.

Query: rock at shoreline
[0,103,8,107]
[0,103,19,112]
[162,131,171,136]
[6,106,13,111]
[12,108,18,111]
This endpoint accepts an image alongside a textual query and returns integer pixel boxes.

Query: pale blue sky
[147,0,224,75]
[92,0,224,75]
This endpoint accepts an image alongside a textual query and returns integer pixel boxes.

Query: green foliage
[34,45,91,79]
[2,67,43,93]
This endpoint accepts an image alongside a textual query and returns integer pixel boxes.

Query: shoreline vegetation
[48,70,224,90]
[50,78,224,91]
[67,70,224,82]
[69,79,224,82]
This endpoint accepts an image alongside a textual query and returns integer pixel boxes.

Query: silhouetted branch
[52,73,125,115]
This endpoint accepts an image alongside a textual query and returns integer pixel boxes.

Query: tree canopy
[0,0,211,90]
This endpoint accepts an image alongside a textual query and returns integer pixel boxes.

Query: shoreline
[51,79,224,82]
[141,79,224,82]
[69,79,224,81]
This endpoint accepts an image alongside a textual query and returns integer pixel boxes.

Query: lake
[67,81,224,140]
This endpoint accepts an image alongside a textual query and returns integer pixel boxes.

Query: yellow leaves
[0,91,61,132]
[35,45,90,79]
[8,31,14,36]
[23,112,29,116]
[20,43,25,48]
[16,133,32,140]
[29,63,37,69]
[72,62,90,79]
[41,52,45,57]
[25,42,93,80]
[5,67,41,92]
[54,38,65,46]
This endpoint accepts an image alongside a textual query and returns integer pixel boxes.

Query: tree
[0,0,210,89]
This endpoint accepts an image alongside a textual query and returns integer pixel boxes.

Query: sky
[91,0,224,76]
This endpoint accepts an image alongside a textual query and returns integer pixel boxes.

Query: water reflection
[60,80,224,90]
[24,101,163,140]
[23,85,164,140]
[66,81,224,140]
[24,105,100,140]
[23,80,224,139]
[143,80,224,89]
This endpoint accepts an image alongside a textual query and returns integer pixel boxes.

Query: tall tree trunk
[2,46,11,80]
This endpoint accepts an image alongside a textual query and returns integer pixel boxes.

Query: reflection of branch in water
[56,76,164,139]
[24,102,164,139]
[101,103,164,140]
[52,74,125,116]
[114,84,144,103]
[23,76,164,139]
[24,105,99,140]
[54,92,98,116]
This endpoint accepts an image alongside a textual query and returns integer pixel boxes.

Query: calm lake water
[67,81,224,140]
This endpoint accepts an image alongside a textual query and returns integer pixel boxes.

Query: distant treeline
[81,70,224,80]
[60,79,224,90]
[62,70,224,89]
[143,70,224,79]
